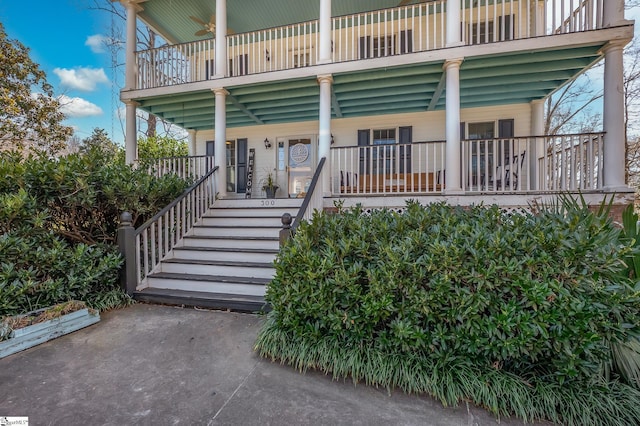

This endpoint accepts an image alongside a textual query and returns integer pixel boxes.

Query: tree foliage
[0,23,72,153]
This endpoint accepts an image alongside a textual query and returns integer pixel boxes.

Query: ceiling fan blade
[398,0,412,6]
[189,15,207,26]
[210,14,216,26]
[195,29,210,36]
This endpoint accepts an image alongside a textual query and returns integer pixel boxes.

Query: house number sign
[290,143,309,164]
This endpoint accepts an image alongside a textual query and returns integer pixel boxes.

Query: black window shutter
[400,30,413,54]
[236,138,248,192]
[460,122,466,140]
[358,129,370,175]
[206,141,215,156]
[359,36,371,59]
[399,126,412,173]
[499,119,515,160]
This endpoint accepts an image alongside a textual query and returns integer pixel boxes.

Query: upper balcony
[134,0,608,91]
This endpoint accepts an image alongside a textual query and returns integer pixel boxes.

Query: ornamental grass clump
[255,200,640,425]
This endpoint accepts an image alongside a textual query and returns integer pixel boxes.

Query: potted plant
[261,172,279,199]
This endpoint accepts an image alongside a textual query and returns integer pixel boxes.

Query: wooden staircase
[134,198,301,312]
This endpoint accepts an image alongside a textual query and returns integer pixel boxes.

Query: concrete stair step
[199,216,284,227]
[182,235,279,250]
[172,246,278,263]
[206,207,300,218]
[214,198,302,209]
[191,225,280,238]
[160,258,275,279]
[134,287,268,313]
[145,272,269,297]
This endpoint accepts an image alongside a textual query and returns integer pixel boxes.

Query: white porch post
[446,0,463,47]
[214,88,228,197]
[215,0,227,78]
[603,0,625,27]
[530,99,545,190]
[318,74,333,196]
[124,1,137,91]
[187,129,197,156]
[125,101,138,165]
[444,59,464,194]
[123,1,139,165]
[602,42,627,191]
[318,0,332,64]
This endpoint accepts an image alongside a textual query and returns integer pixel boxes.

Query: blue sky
[0,0,124,143]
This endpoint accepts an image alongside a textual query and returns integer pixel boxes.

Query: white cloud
[53,67,109,92]
[85,34,109,53]
[58,95,103,118]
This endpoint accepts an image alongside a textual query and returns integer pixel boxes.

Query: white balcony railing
[135,0,605,90]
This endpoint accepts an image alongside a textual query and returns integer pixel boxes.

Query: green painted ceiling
[139,0,427,44]
[136,44,604,131]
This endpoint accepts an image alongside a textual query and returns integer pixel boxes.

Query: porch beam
[252,105,319,116]
[139,92,214,107]
[341,102,426,115]
[335,76,440,94]
[461,72,575,88]
[245,96,319,110]
[235,87,319,103]
[331,86,343,118]
[227,93,264,125]
[427,72,446,111]
[338,85,436,105]
[148,100,215,114]
[342,92,429,109]
[229,79,316,96]
[334,64,443,84]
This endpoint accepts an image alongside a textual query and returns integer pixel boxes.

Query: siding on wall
[196,103,533,196]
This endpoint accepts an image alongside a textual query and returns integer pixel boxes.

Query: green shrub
[17,147,189,245]
[0,230,126,317]
[257,201,640,425]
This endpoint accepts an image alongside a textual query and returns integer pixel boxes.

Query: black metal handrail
[136,166,218,235]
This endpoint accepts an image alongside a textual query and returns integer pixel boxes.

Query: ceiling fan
[190,15,234,37]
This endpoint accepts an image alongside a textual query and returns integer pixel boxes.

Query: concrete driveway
[0,304,541,425]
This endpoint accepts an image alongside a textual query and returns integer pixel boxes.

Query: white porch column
[602,42,627,191]
[214,88,228,197]
[529,99,545,190]
[318,74,333,196]
[444,59,464,194]
[125,100,138,165]
[215,0,227,78]
[318,0,332,64]
[124,1,138,91]
[446,0,463,47]
[187,129,197,156]
[603,0,625,27]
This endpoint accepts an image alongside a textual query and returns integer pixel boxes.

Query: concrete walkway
[0,304,543,425]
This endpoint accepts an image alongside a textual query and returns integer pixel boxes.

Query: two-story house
[117,0,635,310]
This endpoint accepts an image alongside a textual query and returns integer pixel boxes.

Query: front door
[278,137,315,198]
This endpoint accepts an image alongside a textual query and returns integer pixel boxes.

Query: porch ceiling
[136,44,604,131]
[138,0,425,45]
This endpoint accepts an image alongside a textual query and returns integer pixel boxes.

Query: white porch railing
[143,155,215,181]
[331,132,603,196]
[539,132,603,191]
[135,0,605,90]
[331,141,446,195]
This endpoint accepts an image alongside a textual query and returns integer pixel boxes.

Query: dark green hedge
[256,201,640,425]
